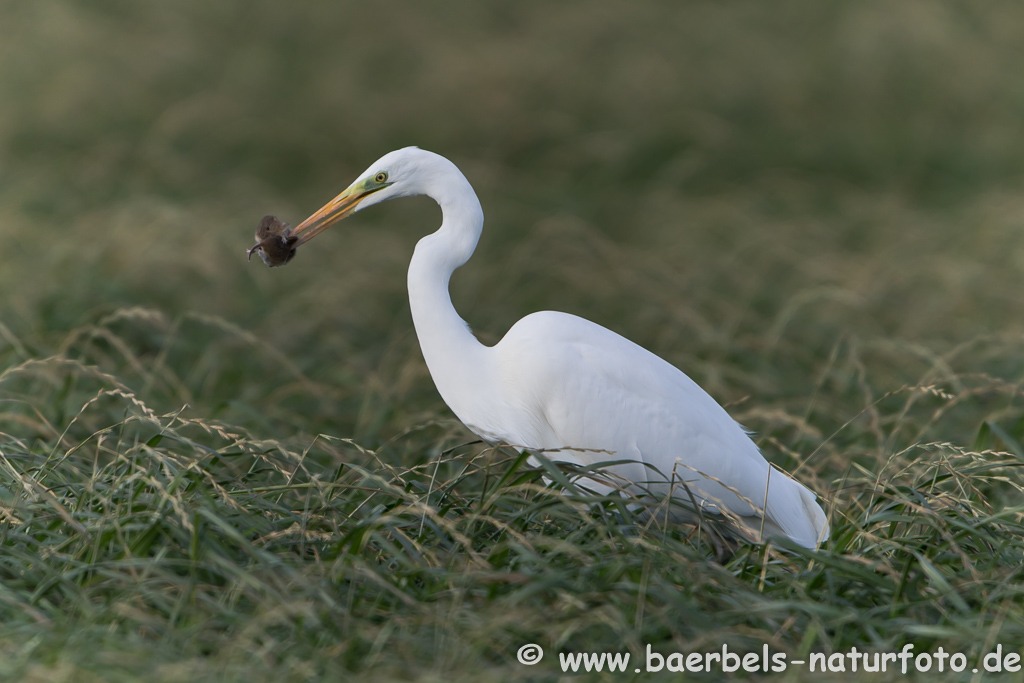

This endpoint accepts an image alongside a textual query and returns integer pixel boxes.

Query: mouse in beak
[247,215,298,267]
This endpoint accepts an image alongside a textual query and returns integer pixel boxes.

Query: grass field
[2,1,1024,680]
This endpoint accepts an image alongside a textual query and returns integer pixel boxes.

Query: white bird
[282,147,829,548]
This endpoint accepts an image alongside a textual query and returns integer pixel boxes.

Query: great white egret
[259,147,829,548]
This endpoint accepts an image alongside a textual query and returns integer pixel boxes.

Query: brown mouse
[247,215,298,267]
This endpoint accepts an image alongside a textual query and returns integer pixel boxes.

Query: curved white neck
[406,169,489,415]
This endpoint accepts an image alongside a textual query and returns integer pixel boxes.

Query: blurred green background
[3,1,1024,437]
[2,1,1024,679]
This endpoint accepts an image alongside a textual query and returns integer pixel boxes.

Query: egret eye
[374,172,388,184]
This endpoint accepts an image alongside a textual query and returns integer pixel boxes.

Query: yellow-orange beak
[289,180,382,246]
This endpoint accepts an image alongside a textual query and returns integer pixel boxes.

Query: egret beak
[289,180,382,246]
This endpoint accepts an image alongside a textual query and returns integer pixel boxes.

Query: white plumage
[287,147,829,548]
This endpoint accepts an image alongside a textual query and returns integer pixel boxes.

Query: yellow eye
[374,172,388,183]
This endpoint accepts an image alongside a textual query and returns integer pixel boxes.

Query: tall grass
[2,0,1024,680]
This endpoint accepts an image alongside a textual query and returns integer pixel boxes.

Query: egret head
[288,147,439,246]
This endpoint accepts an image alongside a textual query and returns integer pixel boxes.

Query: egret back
[478,311,828,548]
